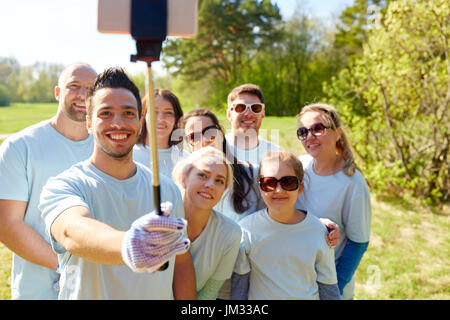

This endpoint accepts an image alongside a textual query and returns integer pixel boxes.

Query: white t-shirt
[189,210,241,292]
[225,133,281,167]
[0,120,93,299]
[39,160,184,300]
[234,208,337,300]
[133,144,190,178]
[296,154,371,299]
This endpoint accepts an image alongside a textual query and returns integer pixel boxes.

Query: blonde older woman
[296,103,371,300]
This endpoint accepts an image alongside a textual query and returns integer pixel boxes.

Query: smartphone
[97,0,197,38]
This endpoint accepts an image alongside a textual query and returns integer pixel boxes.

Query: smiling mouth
[106,132,131,142]
[72,103,86,110]
[198,192,213,200]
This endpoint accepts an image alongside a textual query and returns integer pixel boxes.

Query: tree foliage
[325,0,450,204]
[161,0,345,115]
[0,57,63,104]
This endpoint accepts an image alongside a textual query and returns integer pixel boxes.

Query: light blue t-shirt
[225,133,281,167]
[39,160,184,300]
[0,120,93,300]
[133,144,190,178]
[234,208,337,300]
[295,154,371,299]
[189,210,241,292]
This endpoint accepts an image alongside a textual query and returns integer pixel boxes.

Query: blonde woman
[296,103,371,300]
[172,147,242,300]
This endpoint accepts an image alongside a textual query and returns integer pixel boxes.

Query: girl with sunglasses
[133,89,190,177]
[296,103,371,300]
[230,150,340,300]
[172,147,241,300]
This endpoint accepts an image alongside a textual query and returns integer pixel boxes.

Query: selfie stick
[130,0,168,270]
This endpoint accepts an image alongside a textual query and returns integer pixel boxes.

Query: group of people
[0,62,371,300]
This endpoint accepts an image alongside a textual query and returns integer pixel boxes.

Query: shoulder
[238,208,265,229]
[214,211,242,238]
[1,120,51,148]
[258,137,281,150]
[298,154,313,168]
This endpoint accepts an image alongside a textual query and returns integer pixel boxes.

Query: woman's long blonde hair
[297,103,358,177]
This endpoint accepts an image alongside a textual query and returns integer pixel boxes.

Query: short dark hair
[227,83,264,107]
[86,67,142,118]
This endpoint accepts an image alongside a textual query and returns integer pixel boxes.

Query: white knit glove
[121,201,190,273]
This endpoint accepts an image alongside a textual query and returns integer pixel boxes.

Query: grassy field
[0,103,449,300]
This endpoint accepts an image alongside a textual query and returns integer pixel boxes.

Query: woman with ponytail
[296,103,371,300]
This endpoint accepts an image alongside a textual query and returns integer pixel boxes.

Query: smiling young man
[0,62,97,299]
[38,67,195,299]
[225,84,281,167]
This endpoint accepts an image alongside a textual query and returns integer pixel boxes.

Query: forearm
[318,282,341,300]
[0,199,57,270]
[51,206,125,265]
[230,272,249,300]
[336,239,369,294]
[173,251,196,300]
[0,219,58,269]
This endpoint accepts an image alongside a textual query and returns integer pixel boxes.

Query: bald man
[0,62,97,299]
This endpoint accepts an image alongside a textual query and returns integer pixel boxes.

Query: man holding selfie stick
[36,0,198,299]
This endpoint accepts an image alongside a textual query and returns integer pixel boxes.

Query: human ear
[54,86,60,101]
[86,116,93,134]
[298,181,304,197]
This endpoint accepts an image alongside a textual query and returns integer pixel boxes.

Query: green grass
[0,103,58,135]
[0,102,449,300]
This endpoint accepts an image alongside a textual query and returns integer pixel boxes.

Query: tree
[334,0,391,64]
[162,0,282,109]
[325,0,450,204]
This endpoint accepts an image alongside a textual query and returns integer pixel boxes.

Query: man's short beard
[100,145,134,160]
[64,107,87,122]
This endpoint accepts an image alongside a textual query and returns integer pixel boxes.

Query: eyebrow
[97,105,138,111]
[200,169,226,180]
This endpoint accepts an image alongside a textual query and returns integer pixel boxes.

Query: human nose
[77,86,88,99]
[274,182,283,193]
[204,178,215,188]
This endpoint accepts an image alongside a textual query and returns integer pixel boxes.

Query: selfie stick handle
[146,62,169,271]
[146,63,162,216]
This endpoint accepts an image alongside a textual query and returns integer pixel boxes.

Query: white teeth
[198,192,213,199]
[110,134,127,140]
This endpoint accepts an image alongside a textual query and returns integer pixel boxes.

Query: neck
[231,130,259,150]
[267,207,305,225]
[146,135,170,150]
[183,198,212,242]
[89,148,137,180]
[50,111,89,141]
[313,153,343,176]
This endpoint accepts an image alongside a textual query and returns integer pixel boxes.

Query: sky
[0,0,353,76]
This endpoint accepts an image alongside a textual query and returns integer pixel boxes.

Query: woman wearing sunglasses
[172,146,241,300]
[133,89,190,177]
[296,103,371,300]
[230,150,340,300]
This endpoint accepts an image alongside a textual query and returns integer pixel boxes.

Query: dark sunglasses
[259,176,300,192]
[296,122,330,141]
[231,103,264,114]
[185,125,222,146]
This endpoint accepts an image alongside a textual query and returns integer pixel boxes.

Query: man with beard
[38,67,195,299]
[225,83,281,167]
[0,62,97,299]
